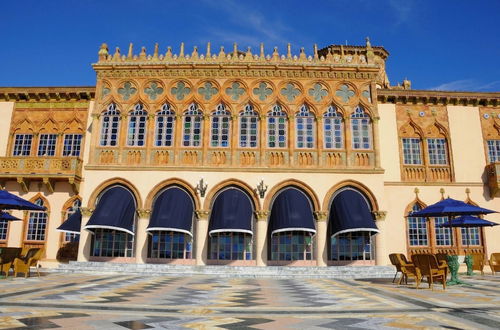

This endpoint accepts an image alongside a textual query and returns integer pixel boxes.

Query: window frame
[127,104,148,147]
[155,103,176,147]
[239,104,259,148]
[100,103,121,147]
[402,137,423,165]
[63,134,83,157]
[323,105,344,150]
[37,133,58,157]
[12,134,33,156]
[26,199,48,242]
[487,140,500,163]
[182,103,203,147]
[210,104,231,148]
[427,138,448,165]
[295,104,315,149]
[267,104,288,149]
[407,204,429,247]
[350,105,372,150]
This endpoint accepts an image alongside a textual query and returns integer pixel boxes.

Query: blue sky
[1,0,499,92]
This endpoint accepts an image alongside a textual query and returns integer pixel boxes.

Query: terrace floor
[0,271,499,329]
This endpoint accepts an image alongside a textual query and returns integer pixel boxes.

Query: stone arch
[203,179,260,211]
[263,179,320,212]
[87,177,142,209]
[145,178,200,210]
[62,195,82,215]
[400,119,424,138]
[28,193,51,213]
[322,180,379,212]
[404,196,427,216]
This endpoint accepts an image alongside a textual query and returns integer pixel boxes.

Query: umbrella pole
[446,214,465,285]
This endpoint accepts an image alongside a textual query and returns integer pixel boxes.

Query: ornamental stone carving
[335,84,355,103]
[253,82,272,101]
[80,207,94,217]
[313,211,328,221]
[118,82,137,101]
[144,82,163,100]
[136,209,151,218]
[195,209,210,219]
[372,210,387,221]
[171,81,191,100]
[255,210,270,220]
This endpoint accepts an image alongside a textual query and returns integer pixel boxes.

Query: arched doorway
[208,186,255,264]
[328,187,378,265]
[146,186,195,262]
[268,187,316,265]
[84,185,137,259]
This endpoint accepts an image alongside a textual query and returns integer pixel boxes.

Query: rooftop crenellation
[94,38,389,67]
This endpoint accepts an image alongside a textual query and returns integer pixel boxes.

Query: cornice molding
[0,87,95,102]
[378,89,500,107]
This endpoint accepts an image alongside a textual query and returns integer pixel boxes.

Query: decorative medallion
[483,113,490,119]
[280,83,300,102]
[419,111,425,117]
[118,82,137,101]
[101,86,110,98]
[198,82,218,101]
[253,82,273,101]
[308,83,328,102]
[226,82,245,101]
[171,81,191,101]
[144,82,164,101]
[335,84,355,103]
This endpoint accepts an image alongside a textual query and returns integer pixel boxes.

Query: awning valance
[147,187,194,236]
[208,188,253,235]
[270,188,316,235]
[57,210,81,234]
[84,186,136,235]
[330,189,378,237]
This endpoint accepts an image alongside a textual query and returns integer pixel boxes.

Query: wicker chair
[13,248,44,278]
[395,254,419,286]
[389,253,403,283]
[470,253,485,275]
[412,254,447,290]
[0,248,22,278]
[489,253,500,275]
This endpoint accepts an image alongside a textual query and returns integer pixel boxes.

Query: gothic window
[12,134,33,156]
[127,104,148,146]
[461,227,481,246]
[427,138,448,165]
[182,103,203,147]
[402,138,423,165]
[64,199,81,243]
[38,134,57,156]
[487,140,500,162]
[26,199,48,241]
[239,104,259,148]
[210,104,231,148]
[407,204,428,246]
[350,105,372,149]
[155,103,175,147]
[323,105,344,149]
[63,134,82,156]
[267,104,287,148]
[295,104,315,149]
[434,216,451,246]
[100,103,121,146]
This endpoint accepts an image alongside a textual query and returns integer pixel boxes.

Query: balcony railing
[0,157,82,193]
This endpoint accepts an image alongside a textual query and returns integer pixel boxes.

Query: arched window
[239,104,259,148]
[26,199,48,241]
[267,105,287,148]
[127,104,148,146]
[351,105,372,149]
[402,137,423,165]
[100,103,121,146]
[210,104,231,148]
[182,103,203,147]
[64,199,81,243]
[427,138,448,165]
[155,103,175,147]
[324,105,344,149]
[296,104,315,149]
[407,204,428,246]
[434,216,452,246]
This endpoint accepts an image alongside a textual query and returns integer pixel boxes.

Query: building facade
[1,39,499,268]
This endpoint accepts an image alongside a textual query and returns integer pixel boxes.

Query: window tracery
[323,105,344,149]
[351,105,372,149]
[296,104,315,149]
[267,104,287,148]
[182,103,203,147]
[239,104,259,148]
[100,103,121,146]
[155,103,175,147]
[127,104,148,146]
[210,103,231,148]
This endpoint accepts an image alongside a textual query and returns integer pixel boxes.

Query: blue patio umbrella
[0,189,46,211]
[408,198,497,285]
[0,211,20,221]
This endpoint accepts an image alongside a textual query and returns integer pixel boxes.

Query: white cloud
[430,79,500,92]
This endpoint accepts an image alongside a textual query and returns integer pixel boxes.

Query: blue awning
[147,187,194,236]
[329,189,378,237]
[57,210,81,234]
[269,188,316,235]
[209,188,253,235]
[84,186,136,235]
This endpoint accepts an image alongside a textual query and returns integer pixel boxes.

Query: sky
[1,0,499,92]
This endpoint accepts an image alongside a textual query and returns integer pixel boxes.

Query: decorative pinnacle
[366,36,372,48]
[313,44,318,59]
[465,188,471,198]
[127,43,133,59]
[165,46,172,58]
[260,43,265,58]
[272,46,279,60]
[192,46,198,59]
[153,43,159,59]
[206,42,211,57]
[180,42,185,57]
[414,187,419,197]
[440,188,445,199]
[233,42,238,57]
[98,43,109,61]
[139,46,146,59]
[287,43,292,59]
[112,47,121,61]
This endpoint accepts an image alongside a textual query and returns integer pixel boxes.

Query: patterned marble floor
[0,271,499,329]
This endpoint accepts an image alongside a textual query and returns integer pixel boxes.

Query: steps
[56,261,395,279]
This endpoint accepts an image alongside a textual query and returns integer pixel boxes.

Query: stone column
[135,209,151,264]
[372,116,381,168]
[88,113,100,164]
[195,210,210,265]
[255,210,269,266]
[373,210,388,265]
[77,207,93,262]
[314,211,328,267]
